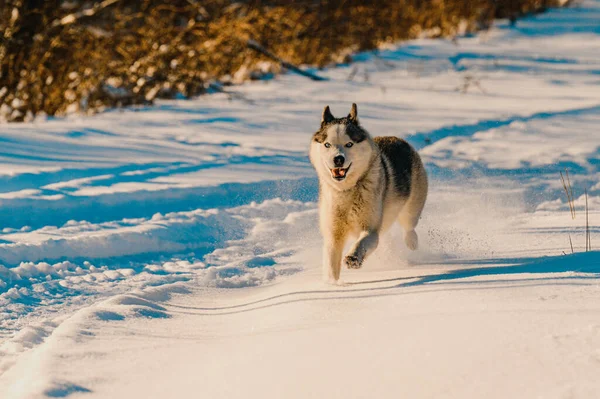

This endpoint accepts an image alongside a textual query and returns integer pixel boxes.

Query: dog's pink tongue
[332,168,346,177]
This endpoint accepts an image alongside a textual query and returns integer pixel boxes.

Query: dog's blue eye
[345,142,353,148]
[324,143,331,148]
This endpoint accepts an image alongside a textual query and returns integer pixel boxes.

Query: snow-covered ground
[1,2,599,398]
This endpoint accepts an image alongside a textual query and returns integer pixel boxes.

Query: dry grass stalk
[569,234,574,254]
[567,170,575,210]
[585,188,591,252]
[347,66,359,82]
[0,0,566,122]
[560,170,576,219]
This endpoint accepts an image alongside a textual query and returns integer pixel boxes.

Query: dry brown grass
[559,170,593,253]
[0,0,562,122]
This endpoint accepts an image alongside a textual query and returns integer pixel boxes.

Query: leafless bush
[0,0,563,122]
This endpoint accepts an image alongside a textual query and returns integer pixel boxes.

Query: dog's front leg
[323,238,344,283]
[344,230,379,269]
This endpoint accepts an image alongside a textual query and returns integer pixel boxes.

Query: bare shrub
[0,0,563,122]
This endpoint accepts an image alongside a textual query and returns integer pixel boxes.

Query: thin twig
[559,171,569,215]
[560,171,575,219]
[247,39,327,81]
[51,0,122,28]
[569,234,574,254]
[566,170,575,215]
[585,188,590,252]
[373,54,395,70]
[473,80,487,94]
[206,82,255,105]
[347,66,358,81]
[184,0,210,18]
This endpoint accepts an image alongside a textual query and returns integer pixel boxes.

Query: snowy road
[1,2,600,398]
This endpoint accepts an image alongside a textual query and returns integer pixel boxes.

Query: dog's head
[309,103,375,190]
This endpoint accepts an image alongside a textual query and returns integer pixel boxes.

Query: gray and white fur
[309,103,428,283]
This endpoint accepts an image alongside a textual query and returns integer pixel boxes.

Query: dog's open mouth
[330,164,351,181]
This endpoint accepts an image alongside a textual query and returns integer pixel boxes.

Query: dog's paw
[324,277,338,286]
[344,255,362,269]
[404,230,418,251]
[323,278,348,287]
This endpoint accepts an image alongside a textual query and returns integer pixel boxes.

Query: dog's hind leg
[398,202,425,250]
[398,163,428,251]
[344,230,379,269]
[398,207,420,250]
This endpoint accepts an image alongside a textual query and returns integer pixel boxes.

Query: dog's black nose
[333,155,345,167]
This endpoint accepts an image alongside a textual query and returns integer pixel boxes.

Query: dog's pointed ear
[348,103,359,124]
[322,105,334,125]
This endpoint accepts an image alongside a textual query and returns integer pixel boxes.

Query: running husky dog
[309,103,428,283]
